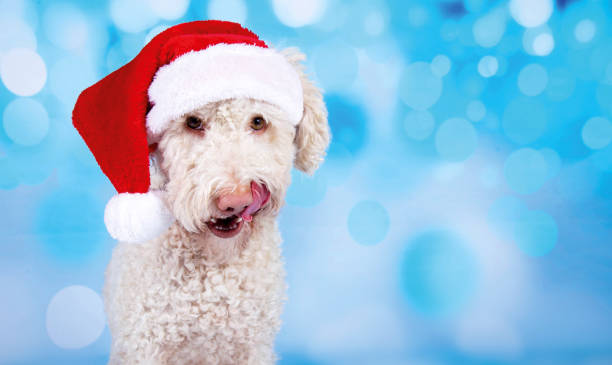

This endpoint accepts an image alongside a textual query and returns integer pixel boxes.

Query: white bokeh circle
[272,0,327,28]
[2,98,49,146]
[509,0,553,28]
[574,19,596,43]
[46,285,106,349]
[431,54,451,77]
[110,0,159,33]
[473,7,506,48]
[0,48,47,96]
[466,100,486,122]
[518,63,548,96]
[148,0,190,20]
[582,116,612,150]
[478,55,498,78]
[532,33,554,56]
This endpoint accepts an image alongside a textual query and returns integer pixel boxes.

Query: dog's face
[151,49,329,261]
[158,98,295,239]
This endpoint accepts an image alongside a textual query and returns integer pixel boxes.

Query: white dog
[102,48,329,364]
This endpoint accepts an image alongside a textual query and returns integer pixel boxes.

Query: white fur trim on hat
[146,43,304,136]
[104,191,175,243]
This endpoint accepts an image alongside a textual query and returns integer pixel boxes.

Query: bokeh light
[0,18,36,56]
[477,55,498,78]
[207,0,247,25]
[539,147,561,179]
[590,143,612,173]
[517,63,548,96]
[466,100,486,122]
[363,12,385,37]
[110,0,158,33]
[435,118,478,161]
[532,32,554,56]
[272,0,327,28]
[472,7,506,48]
[574,19,596,43]
[347,200,390,245]
[42,2,88,50]
[149,0,190,21]
[523,25,554,56]
[400,62,443,110]
[403,109,435,141]
[46,285,105,349]
[504,148,548,194]
[596,83,612,117]
[0,48,46,96]
[582,117,612,150]
[2,98,49,146]
[430,54,451,77]
[399,230,479,316]
[49,56,97,108]
[502,98,547,144]
[407,5,429,28]
[464,0,486,13]
[545,67,575,101]
[509,0,553,28]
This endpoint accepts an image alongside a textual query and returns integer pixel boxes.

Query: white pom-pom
[104,191,175,243]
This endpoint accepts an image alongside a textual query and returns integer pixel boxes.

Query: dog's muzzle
[206,181,270,238]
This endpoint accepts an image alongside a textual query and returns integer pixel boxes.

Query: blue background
[1,0,612,364]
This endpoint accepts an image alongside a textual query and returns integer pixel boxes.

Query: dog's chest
[148,252,285,360]
[164,262,273,321]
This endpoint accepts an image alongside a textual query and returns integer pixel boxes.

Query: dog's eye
[186,116,204,130]
[250,115,267,132]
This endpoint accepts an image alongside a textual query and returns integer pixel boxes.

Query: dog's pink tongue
[241,182,270,222]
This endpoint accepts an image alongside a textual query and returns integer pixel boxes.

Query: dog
[101,47,329,364]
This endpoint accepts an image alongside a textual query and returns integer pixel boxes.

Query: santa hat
[72,21,303,243]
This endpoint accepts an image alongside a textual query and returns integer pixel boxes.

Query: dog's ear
[283,48,330,175]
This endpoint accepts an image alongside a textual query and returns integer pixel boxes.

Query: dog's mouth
[206,215,244,238]
[205,182,271,239]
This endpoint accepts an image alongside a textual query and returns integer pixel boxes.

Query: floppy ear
[283,48,330,175]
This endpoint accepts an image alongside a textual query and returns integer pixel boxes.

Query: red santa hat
[72,20,303,243]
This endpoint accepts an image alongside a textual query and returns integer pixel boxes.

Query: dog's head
[150,49,329,257]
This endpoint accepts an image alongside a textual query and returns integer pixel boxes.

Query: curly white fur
[103,49,329,364]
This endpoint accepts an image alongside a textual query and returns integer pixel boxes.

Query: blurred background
[1,0,612,364]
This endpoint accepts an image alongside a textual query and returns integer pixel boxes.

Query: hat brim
[146,43,304,137]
